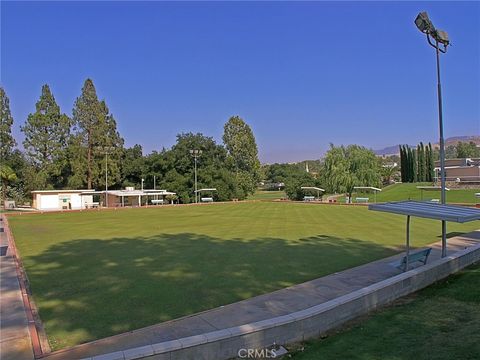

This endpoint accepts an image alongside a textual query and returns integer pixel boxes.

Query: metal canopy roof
[354,186,382,192]
[194,188,217,193]
[416,186,450,191]
[369,200,480,223]
[80,190,176,196]
[300,186,325,192]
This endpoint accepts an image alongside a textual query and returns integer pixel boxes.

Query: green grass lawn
[346,183,480,204]
[292,262,480,360]
[247,190,286,200]
[8,202,479,350]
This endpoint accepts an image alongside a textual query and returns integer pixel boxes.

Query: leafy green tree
[70,79,124,189]
[320,144,381,201]
[444,144,457,159]
[223,116,261,196]
[21,84,71,188]
[121,144,146,188]
[284,172,318,201]
[142,133,241,203]
[0,87,17,161]
[456,141,480,158]
[1,164,17,208]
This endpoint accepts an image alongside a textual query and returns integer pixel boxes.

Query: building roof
[32,189,93,194]
[368,200,480,223]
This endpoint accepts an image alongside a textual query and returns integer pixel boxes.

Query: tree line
[263,144,384,202]
[0,81,261,204]
[399,143,435,183]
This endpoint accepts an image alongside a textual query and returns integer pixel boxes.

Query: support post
[406,215,411,271]
[436,40,447,258]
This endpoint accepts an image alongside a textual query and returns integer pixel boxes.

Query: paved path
[0,217,34,360]
[42,230,480,360]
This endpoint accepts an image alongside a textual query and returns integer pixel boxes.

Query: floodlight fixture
[415,11,450,52]
[414,11,450,258]
[433,29,450,46]
[190,149,203,203]
[415,12,434,34]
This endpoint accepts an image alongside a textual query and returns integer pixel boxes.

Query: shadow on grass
[439,231,471,239]
[23,233,395,349]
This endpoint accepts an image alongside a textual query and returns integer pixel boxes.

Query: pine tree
[0,87,17,161]
[71,79,124,189]
[22,84,71,188]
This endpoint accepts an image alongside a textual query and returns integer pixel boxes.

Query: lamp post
[415,11,450,257]
[98,146,115,208]
[189,149,202,203]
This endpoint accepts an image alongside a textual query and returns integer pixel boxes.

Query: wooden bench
[201,197,213,203]
[398,248,432,271]
[84,202,99,209]
[355,197,369,203]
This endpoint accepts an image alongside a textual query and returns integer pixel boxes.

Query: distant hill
[374,144,413,156]
[374,136,480,156]
[438,135,480,149]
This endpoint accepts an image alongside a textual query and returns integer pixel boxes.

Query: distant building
[434,158,480,183]
[32,188,176,210]
[32,190,95,210]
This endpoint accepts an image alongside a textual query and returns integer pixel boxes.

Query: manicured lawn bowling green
[8,201,479,349]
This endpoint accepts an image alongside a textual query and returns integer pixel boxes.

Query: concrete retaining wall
[82,243,480,360]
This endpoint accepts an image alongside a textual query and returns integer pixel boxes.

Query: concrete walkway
[41,230,480,360]
[0,217,34,360]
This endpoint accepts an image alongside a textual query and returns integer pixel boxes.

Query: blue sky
[1,1,479,163]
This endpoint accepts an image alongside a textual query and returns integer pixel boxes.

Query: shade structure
[354,186,382,203]
[300,186,325,192]
[369,200,480,223]
[369,201,480,271]
[300,187,325,200]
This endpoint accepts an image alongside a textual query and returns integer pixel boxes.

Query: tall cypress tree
[425,143,431,182]
[22,84,71,188]
[417,142,425,182]
[71,79,124,189]
[428,142,435,182]
[399,145,405,182]
[413,149,415,182]
[0,87,17,161]
[405,145,412,182]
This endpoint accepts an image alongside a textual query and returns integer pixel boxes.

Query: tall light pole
[189,149,202,203]
[415,11,450,257]
[98,146,115,207]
